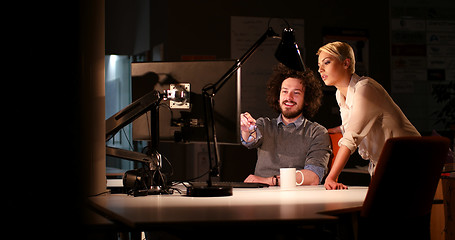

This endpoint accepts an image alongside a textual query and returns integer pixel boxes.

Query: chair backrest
[328,132,343,171]
[361,136,450,219]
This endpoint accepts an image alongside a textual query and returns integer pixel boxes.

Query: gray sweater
[242,115,331,184]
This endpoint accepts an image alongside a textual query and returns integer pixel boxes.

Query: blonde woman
[317,41,420,190]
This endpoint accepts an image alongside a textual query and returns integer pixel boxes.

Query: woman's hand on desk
[244,174,274,186]
[324,177,348,190]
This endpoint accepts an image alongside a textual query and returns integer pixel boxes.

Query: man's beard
[280,101,303,119]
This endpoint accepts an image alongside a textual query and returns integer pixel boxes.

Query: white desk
[89,185,368,230]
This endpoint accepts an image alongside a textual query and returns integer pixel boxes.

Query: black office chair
[359,136,450,240]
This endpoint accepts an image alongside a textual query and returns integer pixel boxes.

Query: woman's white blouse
[336,74,420,175]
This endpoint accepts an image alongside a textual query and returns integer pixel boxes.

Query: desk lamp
[187,19,306,197]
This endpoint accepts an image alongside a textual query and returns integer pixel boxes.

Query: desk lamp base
[186,185,233,197]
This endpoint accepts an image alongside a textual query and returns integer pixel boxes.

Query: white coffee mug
[280,168,304,189]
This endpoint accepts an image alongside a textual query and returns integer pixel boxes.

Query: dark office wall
[105,0,151,55]
[161,0,390,90]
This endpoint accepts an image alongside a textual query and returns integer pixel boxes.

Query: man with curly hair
[241,64,331,186]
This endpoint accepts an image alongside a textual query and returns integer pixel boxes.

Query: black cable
[87,190,111,197]
[267,17,290,29]
[121,127,134,151]
[176,169,211,184]
[158,103,173,127]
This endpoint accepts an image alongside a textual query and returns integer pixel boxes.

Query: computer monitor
[131,60,241,144]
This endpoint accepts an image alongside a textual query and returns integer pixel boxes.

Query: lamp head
[275,28,306,72]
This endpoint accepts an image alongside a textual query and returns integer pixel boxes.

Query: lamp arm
[202,27,278,96]
[201,27,278,186]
